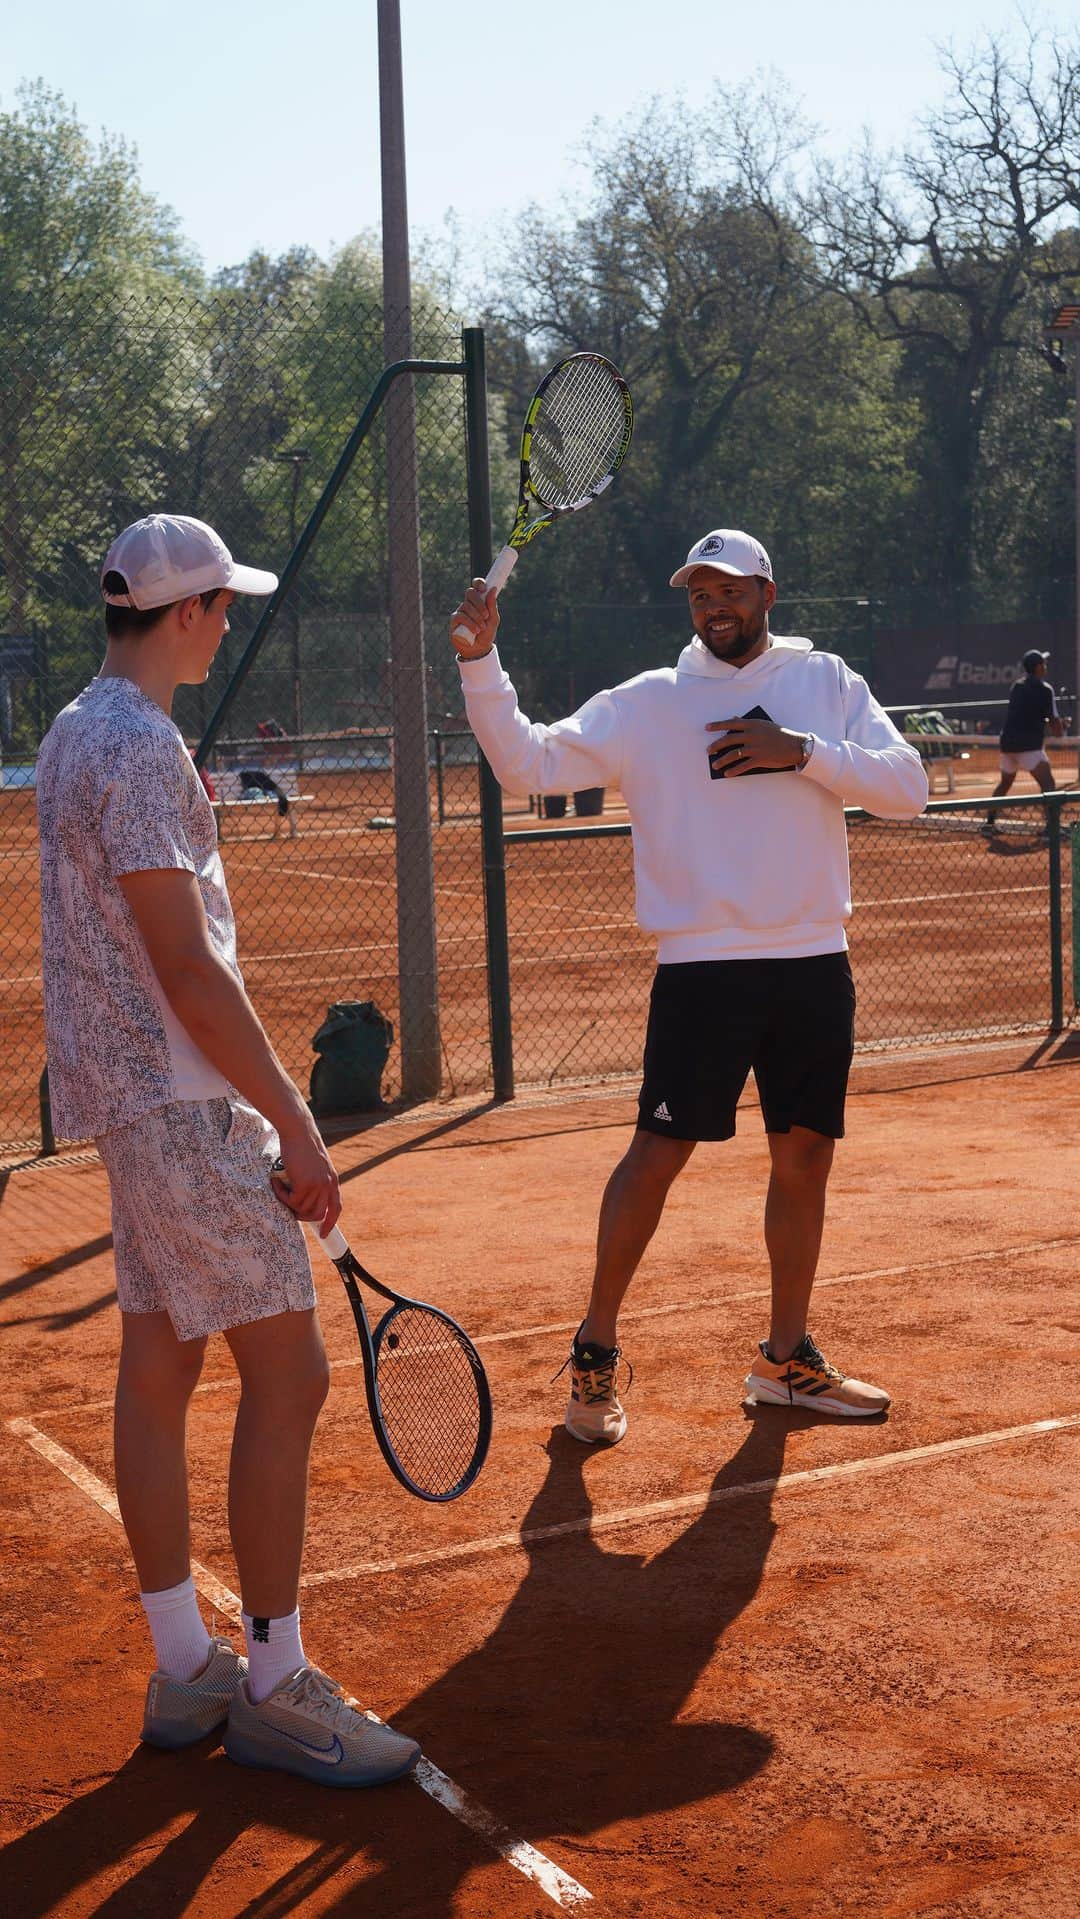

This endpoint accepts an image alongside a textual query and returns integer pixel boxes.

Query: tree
[481,83,922,706]
[0,82,201,741]
[807,23,1080,603]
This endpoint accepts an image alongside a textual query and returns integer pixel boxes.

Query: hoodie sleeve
[799,661,929,819]
[458,646,624,796]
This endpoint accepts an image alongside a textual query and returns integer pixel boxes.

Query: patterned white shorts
[96,1096,316,1341]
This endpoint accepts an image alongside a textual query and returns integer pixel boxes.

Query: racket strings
[530,360,630,508]
[375,1306,484,1497]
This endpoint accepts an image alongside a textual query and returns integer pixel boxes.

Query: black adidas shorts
[637,952,856,1142]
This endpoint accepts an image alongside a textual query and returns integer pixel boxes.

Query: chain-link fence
[0,285,513,1150]
[499,792,1080,1090]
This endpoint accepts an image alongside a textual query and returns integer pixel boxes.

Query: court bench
[209,769,314,839]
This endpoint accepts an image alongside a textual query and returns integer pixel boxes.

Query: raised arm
[449,579,623,798]
[117,867,339,1231]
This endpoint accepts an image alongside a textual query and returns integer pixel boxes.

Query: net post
[463,324,514,1101]
[1071,822,1080,1014]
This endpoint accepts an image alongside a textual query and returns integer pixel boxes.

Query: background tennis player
[36,513,419,1785]
[451,528,929,1441]
[984,647,1066,833]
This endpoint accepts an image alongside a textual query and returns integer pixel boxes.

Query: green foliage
[1,30,1078,751]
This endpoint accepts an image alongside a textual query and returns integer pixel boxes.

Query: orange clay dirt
[1,1034,1078,1917]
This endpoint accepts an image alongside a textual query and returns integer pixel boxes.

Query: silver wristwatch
[795,733,815,772]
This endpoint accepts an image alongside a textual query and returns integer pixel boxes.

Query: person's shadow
[2,1409,805,1916]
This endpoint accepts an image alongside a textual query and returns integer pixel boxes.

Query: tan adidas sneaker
[560,1332,630,1444]
[745,1333,890,1417]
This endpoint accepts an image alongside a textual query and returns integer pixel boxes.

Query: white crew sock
[140,1575,212,1681]
[242,1607,306,1703]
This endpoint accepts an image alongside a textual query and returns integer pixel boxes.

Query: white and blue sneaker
[141,1636,246,1750]
[224,1665,420,1786]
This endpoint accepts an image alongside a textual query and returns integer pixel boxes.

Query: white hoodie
[460,634,929,962]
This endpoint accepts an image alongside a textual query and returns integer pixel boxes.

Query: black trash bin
[573,787,605,817]
[541,794,568,819]
[310,1001,394,1116]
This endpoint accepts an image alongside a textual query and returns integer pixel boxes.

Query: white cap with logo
[101,514,278,610]
[669,529,772,588]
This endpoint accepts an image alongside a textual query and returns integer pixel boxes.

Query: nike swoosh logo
[278,1729,345,1764]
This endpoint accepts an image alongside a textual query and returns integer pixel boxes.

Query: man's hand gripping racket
[452,351,632,653]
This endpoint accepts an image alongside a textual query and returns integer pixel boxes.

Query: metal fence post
[380,0,441,1101]
[463,324,514,1100]
[39,1065,55,1157]
[1049,797,1064,1032]
[433,728,446,825]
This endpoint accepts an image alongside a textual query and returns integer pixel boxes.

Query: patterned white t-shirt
[37,676,239,1140]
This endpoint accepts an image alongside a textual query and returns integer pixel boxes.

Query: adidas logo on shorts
[653,1101,672,1122]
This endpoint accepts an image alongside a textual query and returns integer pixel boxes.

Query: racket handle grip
[452,545,518,642]
[485,544,518,594]
[317,1224,350,1261]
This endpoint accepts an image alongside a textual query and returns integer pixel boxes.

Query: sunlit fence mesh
[499,794,1080,1091]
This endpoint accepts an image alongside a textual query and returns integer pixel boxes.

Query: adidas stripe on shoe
[554,1328,631,1444]
[745,1333,889,1417]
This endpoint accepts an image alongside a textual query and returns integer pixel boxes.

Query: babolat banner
[871,620,1074,708]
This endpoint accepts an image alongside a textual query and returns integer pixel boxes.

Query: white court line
[18,1232,1080,1423]
[301,1413,1080,1588]
[6,1418,241,1619]
[870,884,1046,907]
[276,869,397,887]
[4,1416,593,1912]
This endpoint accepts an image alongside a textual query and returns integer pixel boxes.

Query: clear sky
[0,0,1063,288]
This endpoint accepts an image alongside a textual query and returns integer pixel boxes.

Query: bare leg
[223,1308,330,1619]
[764,1126,836,1361]
[580,1130,696,1348]
[114,1311,207,1592]
[986,769,1015,827]
[1034,758,1057,828]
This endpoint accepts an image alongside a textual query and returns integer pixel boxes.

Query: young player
[984,648,1066,832]
[451,530,929,1442]
[36,513,418,1784]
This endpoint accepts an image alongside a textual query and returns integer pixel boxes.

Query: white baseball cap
[669,528,773,588]
[101,514,278,610]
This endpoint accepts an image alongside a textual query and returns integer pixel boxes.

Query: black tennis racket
[453,351,633,638]
[314,1223,492,1503]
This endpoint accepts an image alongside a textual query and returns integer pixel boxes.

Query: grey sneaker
[141,1635,246,1750]
[224,1665,420,1787]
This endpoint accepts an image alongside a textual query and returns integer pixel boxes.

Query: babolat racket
[315,1223,492,1503]
[453,351,633,638]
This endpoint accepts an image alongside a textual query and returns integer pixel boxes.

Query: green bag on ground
[309,1001,394,1116]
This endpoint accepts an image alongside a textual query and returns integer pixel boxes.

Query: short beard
[702,614,766,662]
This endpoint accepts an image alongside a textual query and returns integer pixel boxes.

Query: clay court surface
[2,1037,1078,1917]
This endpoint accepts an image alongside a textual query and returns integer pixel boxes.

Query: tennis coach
[451,530,928,1442]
